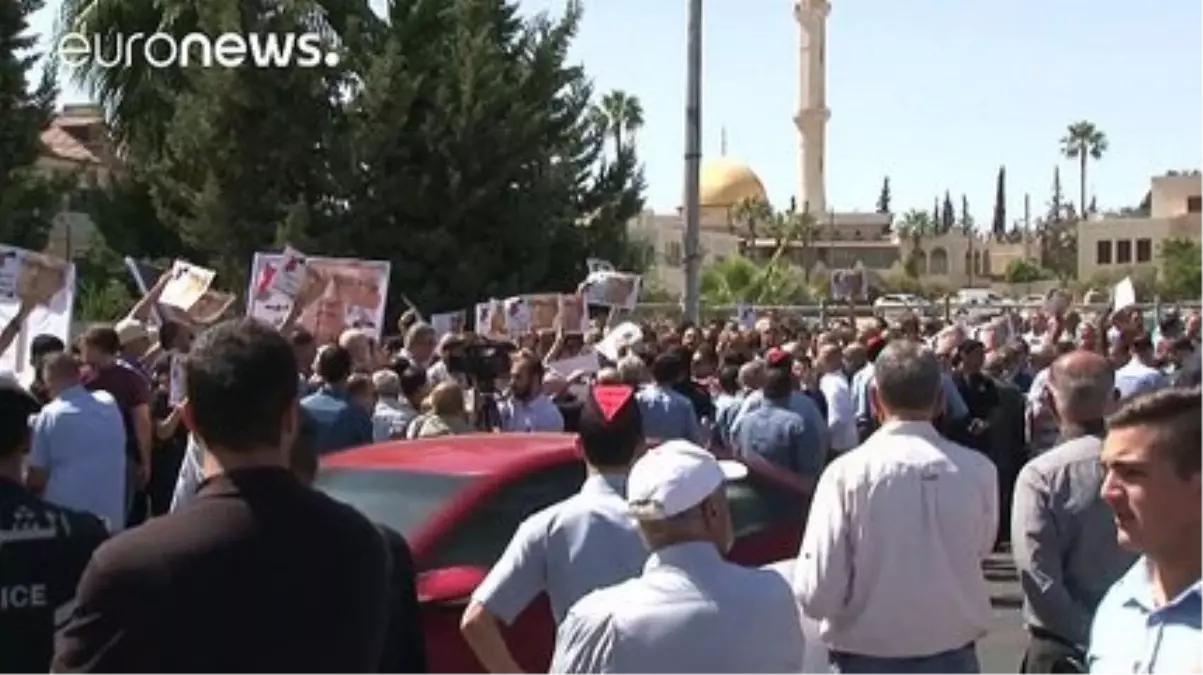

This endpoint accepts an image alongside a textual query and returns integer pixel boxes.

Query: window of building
[1096,240,1112,265]
[1116,239,1132,264]
[1136,238,1152,263]
[1188,196,1202,213]
[665,241,682,267]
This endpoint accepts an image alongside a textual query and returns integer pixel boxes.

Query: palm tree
[1060,121,1108,221]
[895,209,934,279]
[731,196,773,242]
[598,90,644,154]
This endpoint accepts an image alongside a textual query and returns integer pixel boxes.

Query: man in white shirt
[794,339,998,673]
[817,344,857,458]
[551,440,804,673]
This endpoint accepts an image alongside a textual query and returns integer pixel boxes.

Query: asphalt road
[978,549,1027,673]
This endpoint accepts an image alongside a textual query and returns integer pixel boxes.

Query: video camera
[446,338,517,394]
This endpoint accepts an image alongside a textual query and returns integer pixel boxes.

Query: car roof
[319,432,580,476]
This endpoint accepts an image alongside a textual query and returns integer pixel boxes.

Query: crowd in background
[0,268,1199,673]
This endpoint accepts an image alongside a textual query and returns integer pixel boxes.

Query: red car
[316,433,811,673]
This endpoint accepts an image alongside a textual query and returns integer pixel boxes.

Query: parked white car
[873,293,935,315]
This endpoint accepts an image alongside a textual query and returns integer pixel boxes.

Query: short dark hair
[764,367,793,400]
[159,320,185,350]
[30,334,65,366]
[874,339,942,413]
[316,345,353,384]
[0,385,40,459]
[347,373,374,399]
[578,385,643,468]
[1108,386,1201,478]
[1130,333,1154,353]
[81,325,121,355]
[184,319,299,453]
[651,352,684,384]
[399,366,428,401]
[717,365,740,396]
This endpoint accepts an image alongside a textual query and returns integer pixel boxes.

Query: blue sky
[30,0,1202,223]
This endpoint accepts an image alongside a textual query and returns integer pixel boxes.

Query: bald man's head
[1049,350,1115,424]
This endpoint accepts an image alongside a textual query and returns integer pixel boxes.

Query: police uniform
[0,477,108,672]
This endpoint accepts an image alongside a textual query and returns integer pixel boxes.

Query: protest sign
[159,260,216,311]
[248,252,390,344]
[0,245,75,383]
[581,271,641,310]
[431,310,466,337]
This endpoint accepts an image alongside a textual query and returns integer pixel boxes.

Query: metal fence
[629,301,1202,323]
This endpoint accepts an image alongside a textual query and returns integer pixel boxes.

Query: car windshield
[313,468,474,539]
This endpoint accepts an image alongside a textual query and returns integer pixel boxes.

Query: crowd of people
[0,271,1199,673]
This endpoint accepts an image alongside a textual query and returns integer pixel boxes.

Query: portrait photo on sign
[246,253,390,344]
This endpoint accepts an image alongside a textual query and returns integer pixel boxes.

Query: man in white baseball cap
[550,440,805,673]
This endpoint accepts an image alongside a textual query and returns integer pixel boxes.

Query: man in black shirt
[0,384,108,673]
[53,318,391,672]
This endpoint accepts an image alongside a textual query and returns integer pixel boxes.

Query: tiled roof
[40,124,102,165]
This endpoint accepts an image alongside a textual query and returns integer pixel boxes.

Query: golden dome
[698,158,768,208]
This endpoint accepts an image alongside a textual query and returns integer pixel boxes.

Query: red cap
[765,347,791,368]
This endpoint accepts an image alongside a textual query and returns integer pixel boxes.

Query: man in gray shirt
[1011,351,1138,673]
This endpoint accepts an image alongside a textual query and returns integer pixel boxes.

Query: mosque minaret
[794,0,830,216]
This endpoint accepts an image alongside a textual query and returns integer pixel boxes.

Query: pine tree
[992,166,1006,238]
[875,176,891,214]
[941,191,955,233]
[960,194,974,234]
[0,0,60,249]
[931,196,941,232]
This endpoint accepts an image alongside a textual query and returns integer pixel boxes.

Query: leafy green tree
[1061,120,1108,224]
[1003,259,1046,284]
[0,0,60,250]
[875,176,891,214]
[1039,166,1077,280]
[1158,238,1202,301]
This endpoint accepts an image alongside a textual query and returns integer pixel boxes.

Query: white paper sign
[735,303,756,330]
[547,351,601,378]
[1113,277,1136,311]
[582,271,641,310]
[430,310,466,337]
[0,248,20,300]
[265,246,309,299]
[159,260,216,311]
[595,321,642,362]
[168,353,186,405]
[0,260,76,382]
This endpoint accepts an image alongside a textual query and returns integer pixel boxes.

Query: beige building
[1077,172,1202,283]
[35,103,119,259]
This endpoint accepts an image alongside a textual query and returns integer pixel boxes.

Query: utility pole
[682,0,703,324]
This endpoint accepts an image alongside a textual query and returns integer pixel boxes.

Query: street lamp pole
[682,0,703,324]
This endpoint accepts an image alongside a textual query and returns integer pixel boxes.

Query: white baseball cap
[627,440,748,520]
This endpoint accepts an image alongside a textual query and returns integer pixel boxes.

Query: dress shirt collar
[1117,557,1202,614]
[875,419,941,439]
[580,473,627,498]
[197,466,300,499]
[644,540,724,575]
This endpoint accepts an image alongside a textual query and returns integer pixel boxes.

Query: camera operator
[498,352,564,433]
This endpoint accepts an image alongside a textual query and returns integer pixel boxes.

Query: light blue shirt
[732,398,825,479]
[852,365,968,425]
[636,384,701,443]
[372,397,418,441]
[551,542,805,673]
[1114,358,1169,402]
[710,391,746,450]
[735,389,829,459]
[301,387,374,455]
[29,385,127,532]
[472,474,646,625]
[498,394,564,433]
[1089,558,1201,673]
